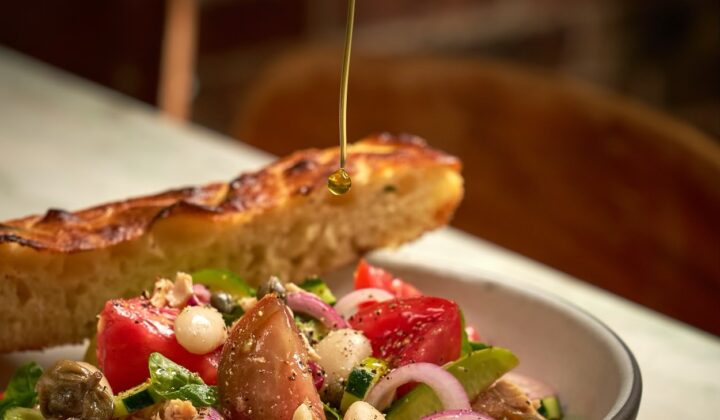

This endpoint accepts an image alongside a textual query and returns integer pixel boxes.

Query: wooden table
[1,47,718,419]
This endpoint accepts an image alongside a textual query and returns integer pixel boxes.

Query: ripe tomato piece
[353,259,422,298]
[218,295,325,420]
[348,296,462,368]
[96,297,220,392]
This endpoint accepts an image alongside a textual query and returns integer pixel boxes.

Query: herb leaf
[147,353,218,407]
[0,362,43,418]
[323,403,342,420]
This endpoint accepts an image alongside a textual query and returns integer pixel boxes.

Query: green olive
[36,360,113,420]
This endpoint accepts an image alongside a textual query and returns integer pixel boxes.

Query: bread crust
[0,134,462,352]
[0,134,459,253]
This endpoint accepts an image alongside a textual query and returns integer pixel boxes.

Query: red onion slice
[364,363,471,412]
[421,409,495,420]
[502,372,554,400]
[308,360,325,390]
[286,291,349,329]
[188,284,211,306]
[334,288,395,318]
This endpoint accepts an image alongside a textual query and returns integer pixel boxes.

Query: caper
[256,276,286,302]
[36,360,113,420]
[210,291,236,314]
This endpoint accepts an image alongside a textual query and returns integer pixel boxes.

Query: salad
[0,260,563,420]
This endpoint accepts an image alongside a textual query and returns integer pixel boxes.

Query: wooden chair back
[233,49,720,334]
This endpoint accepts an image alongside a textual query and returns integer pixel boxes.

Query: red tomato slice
[353,259,422,298]
[96,297,220,392]
[348,296,462,368]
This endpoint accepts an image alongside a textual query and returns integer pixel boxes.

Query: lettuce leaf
[147,353,217,407]
[0,362,43,418]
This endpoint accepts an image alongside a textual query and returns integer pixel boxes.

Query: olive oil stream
[327,0,355,196]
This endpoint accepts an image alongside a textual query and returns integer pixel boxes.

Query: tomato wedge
[353,259,422,298]
[96,297,220,392]
[218,295,325,420]
[348,296,462,368]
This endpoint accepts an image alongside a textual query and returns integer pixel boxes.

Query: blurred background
[0,0,718,334]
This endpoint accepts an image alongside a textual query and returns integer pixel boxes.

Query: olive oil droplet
[327,0,355,196]
[327,168,352,195]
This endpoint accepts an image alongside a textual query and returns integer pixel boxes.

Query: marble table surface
[1,47,718,419]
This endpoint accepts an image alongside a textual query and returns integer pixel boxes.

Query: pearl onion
[315,329,372,404]
[343,401,384,420]
[174,306,227,354]
[292,403,315,420]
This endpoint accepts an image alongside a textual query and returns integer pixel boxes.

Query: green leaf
[147,353,218,407]
[459,310,473,356]
[157,384,218,408]
[470,341,490,351]
[0,362,43,418]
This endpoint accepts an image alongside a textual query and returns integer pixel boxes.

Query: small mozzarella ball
[175,306,227,354]
[344,401,384,420]
[315,329,372,403]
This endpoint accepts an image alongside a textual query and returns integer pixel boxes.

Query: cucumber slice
[385,347,518,420]
[191,269,255,298]
[3,408,44,420]
[538,396,563,420]
[112,379,156,417]
[295,314,329,345]
[299,277,337,305]
[340,357,388,412]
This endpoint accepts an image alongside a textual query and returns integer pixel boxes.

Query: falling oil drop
[327,168,352,195]
[327,0,355,196]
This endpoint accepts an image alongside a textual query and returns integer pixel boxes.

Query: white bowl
[0,258,641,420]
[326,258,642,420]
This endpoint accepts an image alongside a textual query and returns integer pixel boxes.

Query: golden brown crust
[0,134,460,253]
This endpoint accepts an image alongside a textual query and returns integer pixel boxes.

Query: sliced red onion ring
[503,372,554,400]
[364,363,471,412]
[188,284,211,306]
[421,409,495,420]
[334,288,395,318]
[420,410,495,420]
[286,291,349,329]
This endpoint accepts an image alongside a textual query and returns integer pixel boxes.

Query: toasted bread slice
[0,134,463,352]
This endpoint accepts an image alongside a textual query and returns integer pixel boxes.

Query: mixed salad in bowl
[0,260,563,420]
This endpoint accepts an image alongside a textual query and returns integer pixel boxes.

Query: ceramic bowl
[326,258,642,420]
[1,258,641,419]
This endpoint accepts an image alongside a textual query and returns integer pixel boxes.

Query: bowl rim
[368,256,643,420]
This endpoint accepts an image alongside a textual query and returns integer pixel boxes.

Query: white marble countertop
[1,47,718,419]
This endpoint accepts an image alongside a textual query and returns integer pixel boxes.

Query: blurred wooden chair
[231,48,720,334]
[158,0,198,121]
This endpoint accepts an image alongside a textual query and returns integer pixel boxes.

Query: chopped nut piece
[238,296,258,312]
[150,278,174,308]
[162,399,198,420]
[167,272,194,307]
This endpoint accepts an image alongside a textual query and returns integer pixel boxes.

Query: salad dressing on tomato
[327,0,355,196]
